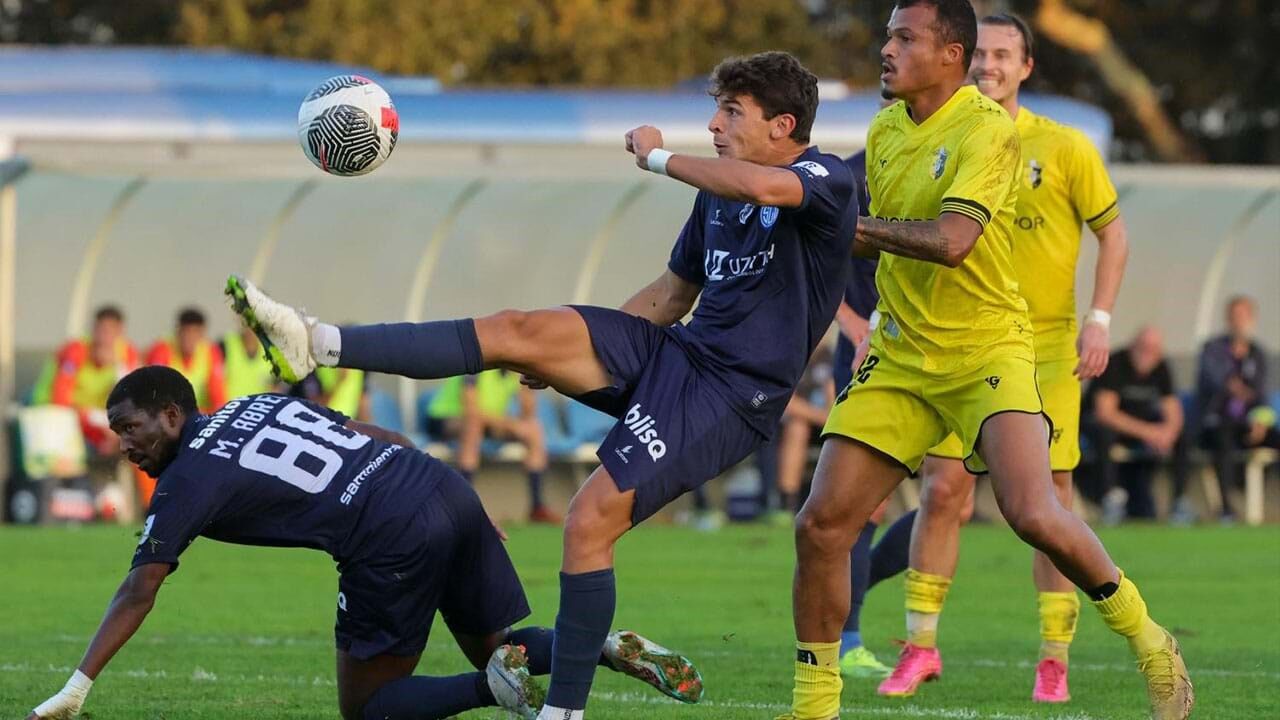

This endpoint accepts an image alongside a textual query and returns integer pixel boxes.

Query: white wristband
[869,309,882,331]
[645,148,673,176]
[1084,309,1112,329]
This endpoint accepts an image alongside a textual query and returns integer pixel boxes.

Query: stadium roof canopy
[0,46,1112,148]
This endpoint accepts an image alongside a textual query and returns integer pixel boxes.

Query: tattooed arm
[853,212,983,268]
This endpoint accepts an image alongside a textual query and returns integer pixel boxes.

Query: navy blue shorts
[334,469,530,659]
[570,305,766,525]
[833,332,856,395]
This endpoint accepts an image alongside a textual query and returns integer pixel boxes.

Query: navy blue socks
[339,320,483,378]
[869,508,915,588]
[361,672,493,719]
[545,569,616,711]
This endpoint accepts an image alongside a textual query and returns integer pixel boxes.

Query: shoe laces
[1138,647,1177,700]
[1036,659,1066,694]
[888,640,928,679]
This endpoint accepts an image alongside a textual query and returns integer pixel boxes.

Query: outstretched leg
[981,412,1193,719]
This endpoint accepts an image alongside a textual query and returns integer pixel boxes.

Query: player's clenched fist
[625,125,665,169]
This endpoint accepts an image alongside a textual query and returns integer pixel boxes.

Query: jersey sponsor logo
[759,206,779,228]
[703,244,774,282]
[1015,216,1046,230]
[791,160,829,177]
[739,203,755,224]
[623,403,666,461]
[931,147,949,179]
[985,375,1002,390]
[613,444,633,464]
[1028,159,1044,189]
[340,443,400,505]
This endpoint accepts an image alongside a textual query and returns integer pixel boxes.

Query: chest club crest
[931,147,949,180]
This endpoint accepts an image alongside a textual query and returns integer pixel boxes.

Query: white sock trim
[311,322,342,367]
[536,706,584,720]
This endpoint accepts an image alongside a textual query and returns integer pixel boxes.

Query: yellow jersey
[1010,107,1120,362]
[866,85,1030,373]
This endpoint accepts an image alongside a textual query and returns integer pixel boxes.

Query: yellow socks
[792,641,841,720]
[1092,571,1167,656]
[904,568,952,648]
[1038,591,1080,663]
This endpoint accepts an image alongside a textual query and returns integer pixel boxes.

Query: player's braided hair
[896,0,978,67]
[981,13,1035,61]
[107,365,198,415]
[708,51,819,144]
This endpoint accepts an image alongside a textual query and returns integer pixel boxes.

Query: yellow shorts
[825,349,1048,474]
[928,357,1079,471]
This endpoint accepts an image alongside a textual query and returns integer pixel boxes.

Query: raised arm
[854,212,983,268]
[29,562,169,719]
[626,126,806,208]
[620,269,702,327]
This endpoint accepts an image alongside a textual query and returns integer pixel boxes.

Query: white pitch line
[590,690,1111,720]
[43,634,1280,680]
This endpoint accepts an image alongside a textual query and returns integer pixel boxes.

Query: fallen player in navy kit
[27,365,700,720]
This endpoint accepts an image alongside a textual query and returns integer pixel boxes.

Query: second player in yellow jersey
[785,5,1190,720]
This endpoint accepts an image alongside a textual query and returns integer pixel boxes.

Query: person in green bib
[426,369,557,524]
[220,323,280,400]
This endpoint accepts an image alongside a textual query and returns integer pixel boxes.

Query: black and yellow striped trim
[940,196,992,227]
[1085,200,1120,231]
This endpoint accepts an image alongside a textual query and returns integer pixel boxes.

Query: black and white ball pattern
[298,75,398,177]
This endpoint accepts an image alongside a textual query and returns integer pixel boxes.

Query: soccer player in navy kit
[26,367,696,720]
[228,51,857,720]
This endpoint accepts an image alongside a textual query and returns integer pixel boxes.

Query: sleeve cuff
[1085,201,1120,232]
[940,197,992,227]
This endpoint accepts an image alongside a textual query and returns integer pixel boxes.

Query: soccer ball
[297,75,399,176]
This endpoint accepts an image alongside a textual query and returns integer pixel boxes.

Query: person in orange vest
[36,305,139,456]
[145,307,227,414]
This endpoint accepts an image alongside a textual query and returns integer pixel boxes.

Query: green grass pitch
[3,522,1276,719]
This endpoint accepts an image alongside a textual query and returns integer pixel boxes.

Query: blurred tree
[1,0,1274,163]
[174,0,835,85]
[0,0,177,43]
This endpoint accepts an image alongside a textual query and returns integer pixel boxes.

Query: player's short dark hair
[981,13,1035,60]
[708,51,819,144]
[177,307,206,327]
[896,0,978,67]
[107,365,198,415]
[93,304,124,324]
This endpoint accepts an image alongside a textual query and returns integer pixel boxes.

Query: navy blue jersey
[132,394,440,572]
[666,146,856,434]
[843,150,879,319]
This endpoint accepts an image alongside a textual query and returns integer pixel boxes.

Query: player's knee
[794,506,851,558]
[482,309,537,358]
[920,472,969,517]
[1004,506,1053,548]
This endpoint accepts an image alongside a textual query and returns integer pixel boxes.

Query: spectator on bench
[221,321,279,400]
[771,343,836,521]
[34,305,139,457]
[1084,326,1188,524]
[426,369,559,524]
[1196,295,1273,522]
[146,307,226,414]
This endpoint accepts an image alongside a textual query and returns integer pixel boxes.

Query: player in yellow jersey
[780,3,1192,720]
[874,13,1133,703]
